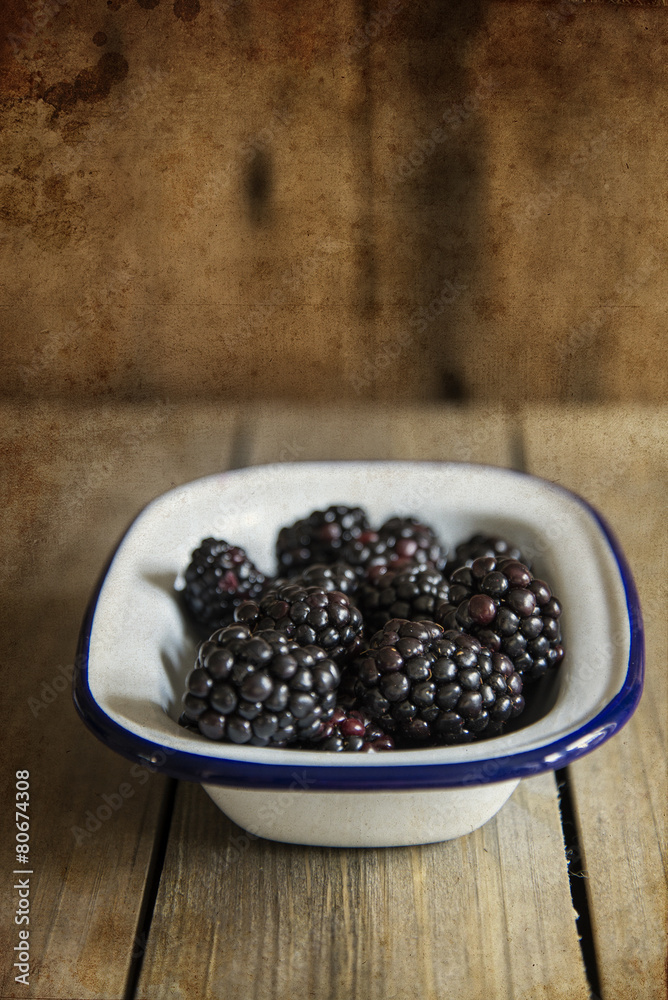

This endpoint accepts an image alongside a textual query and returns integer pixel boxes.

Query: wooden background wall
[1,0,667,405]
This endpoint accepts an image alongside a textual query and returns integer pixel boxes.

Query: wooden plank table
[0,402,665,1000]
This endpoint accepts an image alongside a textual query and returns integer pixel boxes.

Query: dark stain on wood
[41,52,129,112]
[245,148,273,225]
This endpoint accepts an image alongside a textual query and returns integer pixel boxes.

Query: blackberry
[234,582,364,664]
[351,619,525,744]
[291,561,360,596]
[276,505,370,574]
[445,533,527,576]
[179,624,340,746]
[379,517,447,569]
[341,516,446,574]
[312,707,395,752]
[182,538,266,632]
[436,557,564,683]
[357,563,450,635]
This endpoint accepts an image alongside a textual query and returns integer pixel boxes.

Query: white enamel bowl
[74,462,643,847]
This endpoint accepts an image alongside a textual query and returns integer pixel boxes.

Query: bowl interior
[83,461,634,770]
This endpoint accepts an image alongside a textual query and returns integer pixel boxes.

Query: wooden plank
[522,405,668,1000]
[138,772,585,1000]
[0,401,240,999]
[0,0,370,404]
[138,404,589,1000]
[368,2,668,404]
[2,2,667,408]
[242,402,521,467]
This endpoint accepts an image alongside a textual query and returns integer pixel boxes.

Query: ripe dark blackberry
[436,557,564,683]
[182,538,266,632]
[179,624,340,746]
[357,563,450,635]
[312,707,395,752]
[350,619,525,744]
[234,582,364,664]
[291,561,361,596]
[341,516,446,574]
[445,533,527,576]
[276,505,370,574]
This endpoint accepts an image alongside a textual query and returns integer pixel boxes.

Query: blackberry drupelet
[350,619,525,744]
[312,707,395,752]
[357,563,450,635]
[436,557,564,683]
[179,624,340,746]
[341,516,446,574]
[445,533,527,576]
[276,505,370,574]
[234,581,364,664]
[182,537,266,632]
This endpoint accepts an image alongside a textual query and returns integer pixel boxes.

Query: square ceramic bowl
[74,462,643,847]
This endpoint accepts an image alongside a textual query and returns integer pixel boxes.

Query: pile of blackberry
[178,510,564,751]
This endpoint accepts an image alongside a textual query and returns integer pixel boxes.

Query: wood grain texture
[370,2,668,404]
[138,405,589,1000]
[522,405,668,1000]
[1,2,667,405]
[0,0,370,402]
[138,773,588,1000]
[240,402,522,466]
[0,402,240,999]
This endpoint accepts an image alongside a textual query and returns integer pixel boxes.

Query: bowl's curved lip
[73,461,644,792]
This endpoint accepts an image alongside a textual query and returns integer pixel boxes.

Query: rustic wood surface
[0,402,240,999]
[137,773,587,1000]
[522,406,668,1000]
[0,401,665,1000]
[1,2,667,405]
[136,405,590,1000]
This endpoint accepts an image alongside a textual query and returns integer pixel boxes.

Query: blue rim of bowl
[73,462,644,791]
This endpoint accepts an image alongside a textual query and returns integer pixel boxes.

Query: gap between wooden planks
[522,405,668,1000]
[137,402,589,1000]
[0,402,242,1000]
